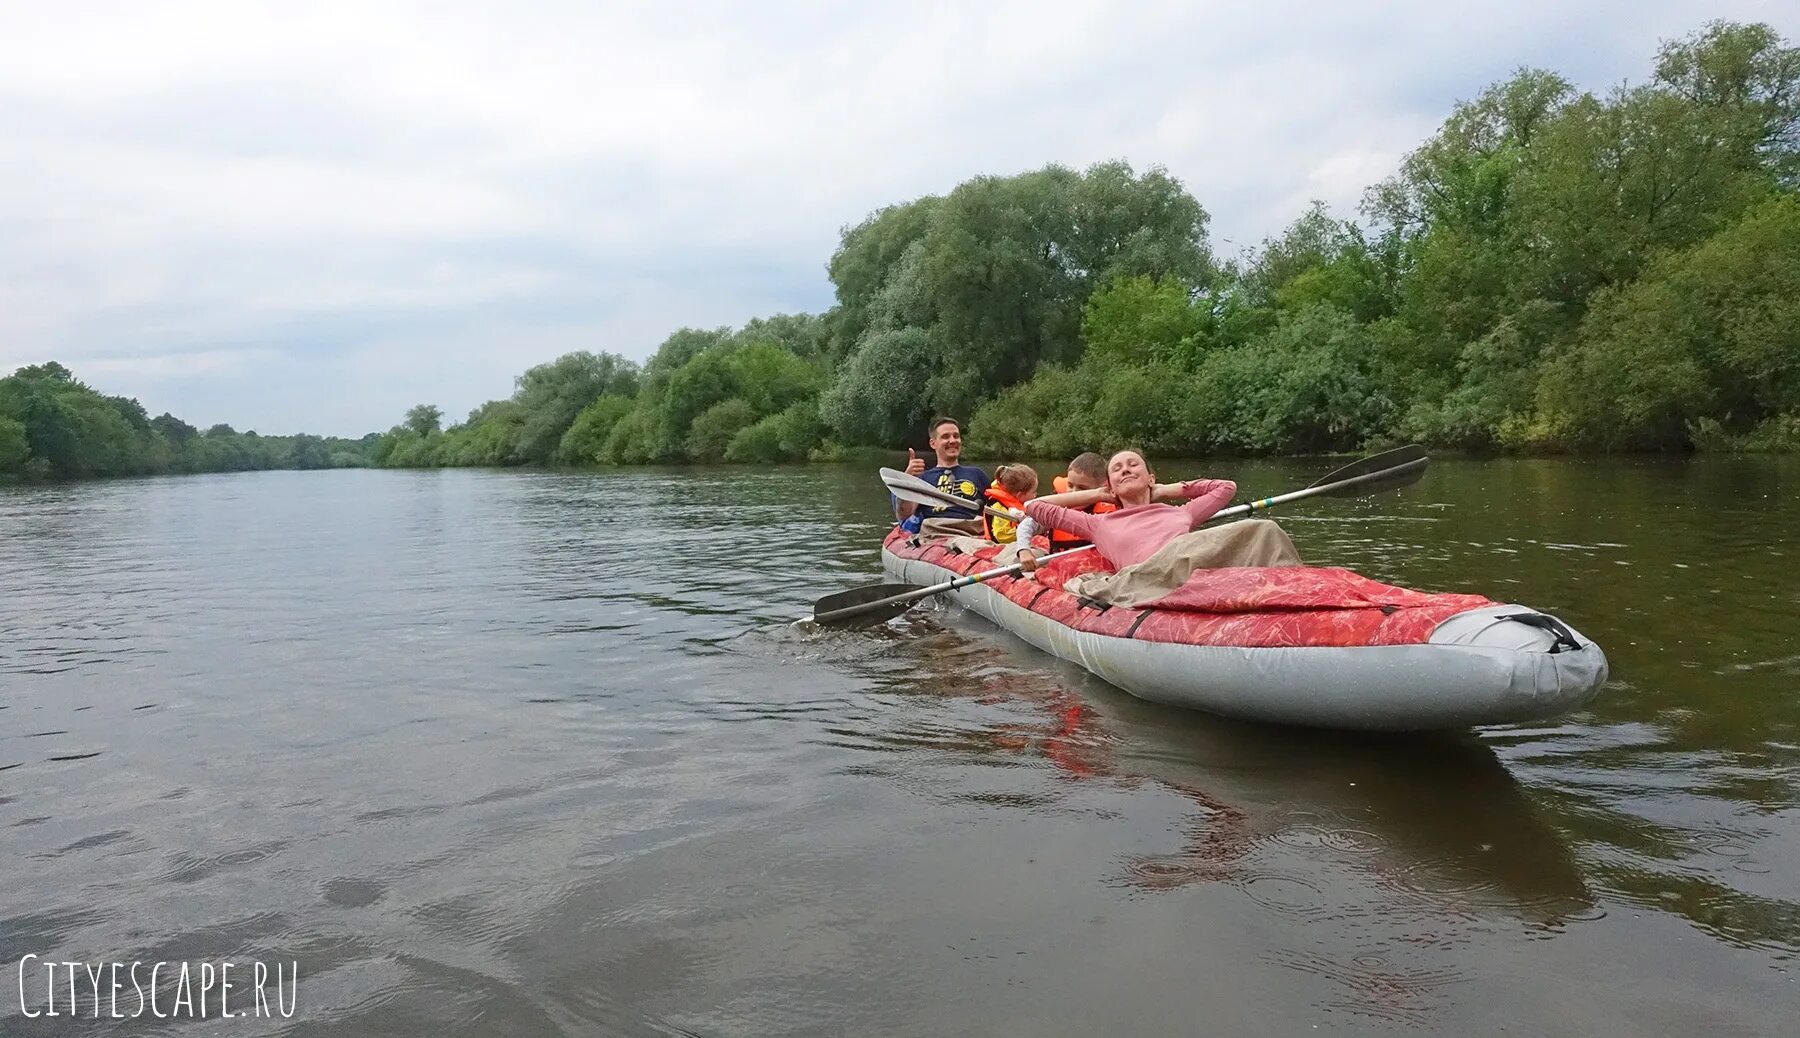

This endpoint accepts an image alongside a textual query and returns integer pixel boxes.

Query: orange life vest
[1048,475,1115,546]
[984,484,1027,543]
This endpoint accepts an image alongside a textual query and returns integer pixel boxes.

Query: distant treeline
[0,362,375,480]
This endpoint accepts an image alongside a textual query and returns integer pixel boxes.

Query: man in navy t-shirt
[895,416,990,533]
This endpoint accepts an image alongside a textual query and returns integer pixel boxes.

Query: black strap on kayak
[1124,610,1151,639]
[1028,587,1053,609]
[1074,594,1110,612]
[1498,612,1583,654]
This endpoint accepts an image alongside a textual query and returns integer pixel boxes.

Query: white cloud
[0,0,1793,434]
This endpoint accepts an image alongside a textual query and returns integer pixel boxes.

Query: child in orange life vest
[1018,452,1116,551]
[983,464,1038,543]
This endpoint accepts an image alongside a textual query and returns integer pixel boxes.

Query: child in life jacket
[983,464,1038,543]
[1017,452,1116,551]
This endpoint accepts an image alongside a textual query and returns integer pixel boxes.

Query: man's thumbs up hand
[904,447,925,477]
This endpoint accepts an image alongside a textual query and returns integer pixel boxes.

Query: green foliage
[405,404,442,438]
[728,343,822,415]
[817,326,935,446]
[1531,193,1800,449]
[510,351,639,464]
[0,415,27,474]
[655,349,739,458]
[1206,306,1397,454]
[558,394,634,464]
[1085,364,1196,453]
[827,199,942,358]
[725,401,827,463]
[438,400,525,466]
[822,161,1213,438]
[686,398,758,462]
[289,434,331,470]
[1395,300,1561,450]
[645,327,732,377]
[732,313,832,363]
[601,405,659,464]
[968,364,1100,458]
[1081,277,1204,367]
[1690,412,1800,451]
[383,431,441,468]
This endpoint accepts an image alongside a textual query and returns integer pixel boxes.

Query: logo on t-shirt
[933,471,977,503]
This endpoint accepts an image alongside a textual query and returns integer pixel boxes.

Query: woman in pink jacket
[1018,450,1238,571]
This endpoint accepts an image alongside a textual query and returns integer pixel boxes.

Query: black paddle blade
[1309,445,1429,500]
[808,583,921,627]
[1314,457,1429,499]
[1307,443,1426,488]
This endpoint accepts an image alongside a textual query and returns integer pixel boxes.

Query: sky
[1,1,1793,436]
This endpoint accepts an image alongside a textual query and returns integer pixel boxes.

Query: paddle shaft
[809,543,1096,625]
[1213,455,1428,518]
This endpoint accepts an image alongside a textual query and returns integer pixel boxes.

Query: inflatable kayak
[881,529,1608,731]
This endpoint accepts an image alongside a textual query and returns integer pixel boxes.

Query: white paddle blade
[878,467,1022,520]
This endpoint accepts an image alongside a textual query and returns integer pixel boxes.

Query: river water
[2,458,1795,1035]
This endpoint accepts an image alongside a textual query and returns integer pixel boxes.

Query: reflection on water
[2,459,1796,1036]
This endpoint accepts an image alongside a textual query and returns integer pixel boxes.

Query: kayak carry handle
[1498,612,1583,654]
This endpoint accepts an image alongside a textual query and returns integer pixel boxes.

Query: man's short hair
[1068,451,1105,481]
[927,416,962,439]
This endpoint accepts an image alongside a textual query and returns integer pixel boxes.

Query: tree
[510,351,640,464]
[645,328,732,377]
[444,400,524,466]
[731,313,831,363]
[289,434,331,470]
[1081,276,1204,367]
[1365,68,1575,237]
[1239,203,1396,321]
[404,404,442,438]
[1533,193,1800,449]
[151,413,198,448]
[655,349,740,458]
[0,415,28,474]
[558,395,634,464]
[728,343,822,416]
[827,197,942,359]
[822,161,1213,442]
[1653,20,1800,186]
[726,401,827,463]
[687,398,758,462]
[818,326,937,446]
